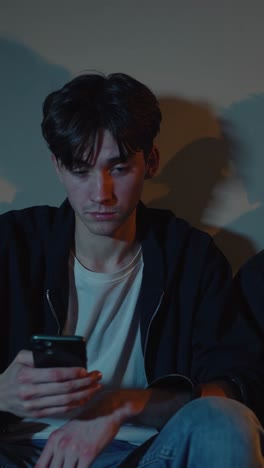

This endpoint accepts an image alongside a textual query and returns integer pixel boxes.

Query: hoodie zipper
[143,290,165,361]
[46,289,61,334]
[142,290,195,393]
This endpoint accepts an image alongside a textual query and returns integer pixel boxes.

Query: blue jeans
[1,397,264,467]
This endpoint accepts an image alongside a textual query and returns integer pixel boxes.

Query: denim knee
[172,396,261,439]
[136,398,264,467]
[166,396,263,464]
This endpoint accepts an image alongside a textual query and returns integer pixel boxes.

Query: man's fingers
[20,375,100,398]
[18,366,102,385]
[18,383,101,417]
[15,350,34,367]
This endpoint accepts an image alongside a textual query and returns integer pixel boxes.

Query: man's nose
[90,171,113,203]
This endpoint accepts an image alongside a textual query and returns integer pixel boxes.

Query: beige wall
[1,0,264,272]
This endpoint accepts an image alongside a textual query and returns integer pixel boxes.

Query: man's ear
[145,146,160,179]
[51,154,63,183]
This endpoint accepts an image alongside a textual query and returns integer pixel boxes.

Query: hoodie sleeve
[227,253,264,424]
[191,241,264,425]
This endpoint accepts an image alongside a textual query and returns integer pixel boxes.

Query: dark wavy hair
[41,72,162,169]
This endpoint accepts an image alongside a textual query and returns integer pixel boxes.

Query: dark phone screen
[31,335,87,368]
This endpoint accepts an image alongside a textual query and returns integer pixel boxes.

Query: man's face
[53,129,158,240]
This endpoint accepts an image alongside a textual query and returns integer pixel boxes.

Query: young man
[0,73,263,467]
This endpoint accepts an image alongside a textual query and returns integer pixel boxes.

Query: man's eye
[112,165,128,173]
[72,170,89,177]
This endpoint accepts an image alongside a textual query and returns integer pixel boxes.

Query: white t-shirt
[69,246,147,389]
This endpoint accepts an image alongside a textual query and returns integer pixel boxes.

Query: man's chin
[83,220,122,237]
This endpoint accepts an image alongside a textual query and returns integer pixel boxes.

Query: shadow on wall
[214,94,264,272]
[0,36,71,214]
[145,97,258,273]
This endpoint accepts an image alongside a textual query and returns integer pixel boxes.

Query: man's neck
[74,216,139,273]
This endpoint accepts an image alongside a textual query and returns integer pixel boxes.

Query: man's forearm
[75,380,241,434]
[74,388,190,431]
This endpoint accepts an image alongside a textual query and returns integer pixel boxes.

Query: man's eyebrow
[73,154,133,170]
[93,155,131,166]
[107,156,129,164]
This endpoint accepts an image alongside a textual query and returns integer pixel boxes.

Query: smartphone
[31,335,87,368]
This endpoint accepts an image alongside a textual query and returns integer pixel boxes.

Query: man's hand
[35,389,152,468]
[0,350,102,418]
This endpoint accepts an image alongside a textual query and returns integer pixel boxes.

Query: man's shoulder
[0,204,58,229]
[140,205,188,229]
[0,200,71,238]
[141,205,213,245]
[141,205,230,281]
[239,250,264,275]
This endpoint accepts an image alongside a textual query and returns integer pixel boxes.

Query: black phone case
[31,336,87,368]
